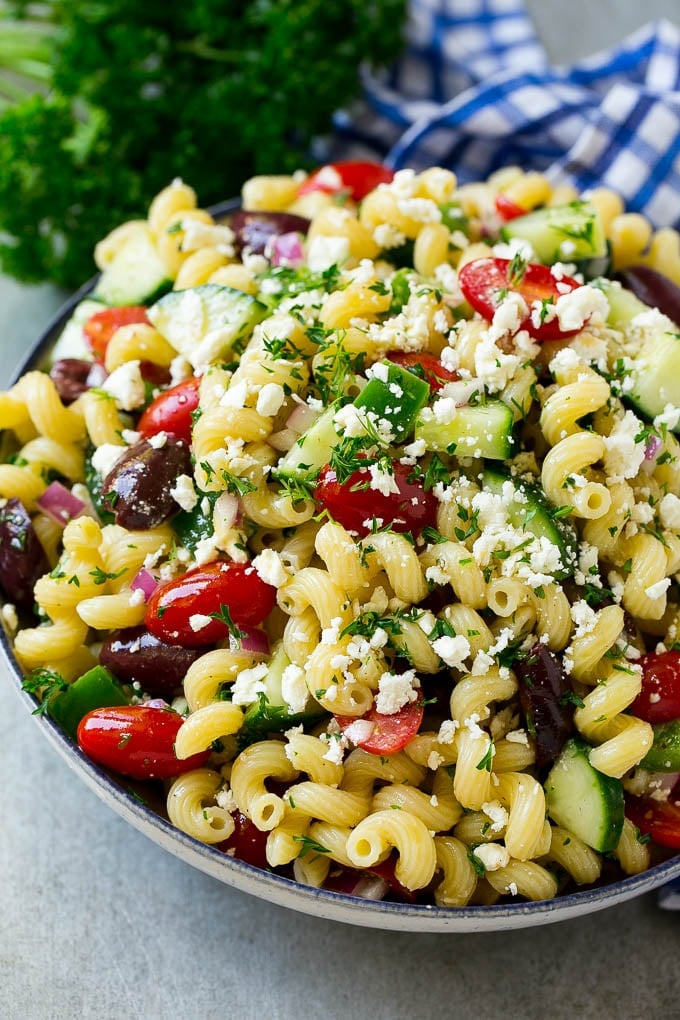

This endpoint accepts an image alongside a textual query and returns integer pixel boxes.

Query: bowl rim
[3,207,680,932]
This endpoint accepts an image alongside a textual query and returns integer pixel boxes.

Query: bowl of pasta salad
[2,162,680,932]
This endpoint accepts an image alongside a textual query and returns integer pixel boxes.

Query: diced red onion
[36,482,86,526]
[285,401,321,435]
[350,875,390,901]
[214,492,240,530]
[644,435,663,461]
[86,362,109,387]
[130,567,159,601]
[268,428,299,452]
[230,626,270,657]
[144,698,169,710]
[270,232,305,268]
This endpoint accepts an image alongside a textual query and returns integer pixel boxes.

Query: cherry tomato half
[145,562,277,648]
[458,257,583,341]
[83,306,149,358]
[137,376,200,445]
[625,791,680,849]
[314,460,437,538]
[297,161,394,202]
[217,811,269,870]
[323,856,418,903]
[386,351,459,392]
[335,700,424,756]
[77,705,209,780]
[630,651,680,724]
[495,194,527,221]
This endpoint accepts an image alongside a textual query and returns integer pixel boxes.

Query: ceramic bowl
[3,202,679,932]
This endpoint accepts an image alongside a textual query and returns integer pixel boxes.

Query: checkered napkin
[333,0,680,228]
[335,0,680,908]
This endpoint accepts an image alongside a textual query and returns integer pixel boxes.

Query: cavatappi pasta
[3,163,680,909]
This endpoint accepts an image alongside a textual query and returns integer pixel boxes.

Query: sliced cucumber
[275,405,340,481]
[595,278,649,332]
[239,641,325,747]
[148,284,267,368]
[640,720,680,772]
[353,361,430,443]
[482,467,578,577]
[626,329,680,429]
[544,738,625,853]
[415,401,515,461]
[84,448,115,525]
[172,490,218,554]
[94,225,171,306]
[501,201,607,264]
[48,298,107,364]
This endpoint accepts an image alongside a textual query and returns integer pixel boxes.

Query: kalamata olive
[617,265,680,326]
[517,643,575,768]
[101,436,191,529]
[231,210,311,255]
[100,625,203,697]
[49,359,108,404]
[0,498,49,610]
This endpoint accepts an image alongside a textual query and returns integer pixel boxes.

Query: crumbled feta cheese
[481,800,509,833]
[281,663,308,714]
[428,751,445,771]
[169,355,193,385]
[603,410,646,482]
[148,431,168,449]
[306,235,350,272]
[252,548,290,588]
[432,634,471,669]
[91,443,125,479]
[181,219,235,256]
[473,843,510,872]
[368,462,399,497]
[373,223,406,249]
[437,719,458,744]
[375,669,419,715]
[189,613,213,632]
[256,382,286,417]
[396,197,441,223]
[128,588,146,607]
[170,474,199,512]
[645,578,671,600]
[571,600,598,639]
[231,663,268,705]
[505,729,529,746]
[1,603,18,633]
[654,403,680,432]
[343,719,377,746]
[102,360,146,410]
[554,284,609,332]
[660,493,680,531]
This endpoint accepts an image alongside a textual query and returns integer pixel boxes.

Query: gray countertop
[2,4,680,1016]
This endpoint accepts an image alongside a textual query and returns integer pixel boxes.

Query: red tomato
[297,161,394,202]
[495,194,527,221]
[83,306,149,358]
[625,792,680,849]
[76,705,209,780]
[386,351,459,392]
[145,562,277,648]
[137,377,200,444]
[217,811,269,869]
[314,460,437,538]
[323,856,418,903]
[335,700,424,756]
[458,257,583,341]
[630,651,680,724]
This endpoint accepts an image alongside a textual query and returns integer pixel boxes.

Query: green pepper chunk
[48,665,130,740]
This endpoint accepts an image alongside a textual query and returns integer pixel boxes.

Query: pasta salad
[2,161,680,907]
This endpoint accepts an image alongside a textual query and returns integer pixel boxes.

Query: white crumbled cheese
[432,634,471,669]
[487,291,528,342]
[280,663,308,715]
[571,599,599,639]
[574,541,602,588]
[473,843,510,872]
[645,578,671,600]
[654,403,680,432]
[492,236,535,262]
[321,733,348,766]
[631,501,655,525]
[375,668,419,715]
[121,429,141,445]
[148,431,168,449]
[194,535,221,566]
[343,719,377,746]
[403,437,427,459]
[231,663,268,705]
[256,382,286,417]
[1,603,18,633]
[554,284,609,332]
[505,729,529,746]
[368,462,399,497]
[631,308,676,333]
[215,785,238,813]
[252,548,290,588]
[549,345,583,377]
[102,360,146,410]
[437,719,458,745]
[189,613,213,632]
[660,493,680,531]
[170,474,199,512]
[473,336,520,392]
[482,800,509,833]
[507,882,519,897]
[128,588,146,607]
[428,751,445,771]
[220,378,250,410]
[367,361,390,383]
[433,309,450,334]
[396,197,441,223]
[91,443,125,479]
[306,234,350,272]
[425,564,449,586]
[169,355,193,385]
[373,223,407,249]
[603,410,646,482]
[181,219,235,256]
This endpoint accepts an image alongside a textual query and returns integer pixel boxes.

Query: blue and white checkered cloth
[333,0,680,228]
[336,0,680,908]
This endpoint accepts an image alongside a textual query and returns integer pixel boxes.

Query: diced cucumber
[415,401,515,461]
[501,201,607,265]
[94,225,171,306]
[48,298,107,364]
[239,641,325,747]
[640,720,680,772]
[626,329,680,429]
[172,490,218,554]
[275,405,340,481]
[353,361,430,443]
[482,467,578,577]
[595,278,649,332]
[84,448,115,525]
[148,284,267,368]
[544,738,624,853]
